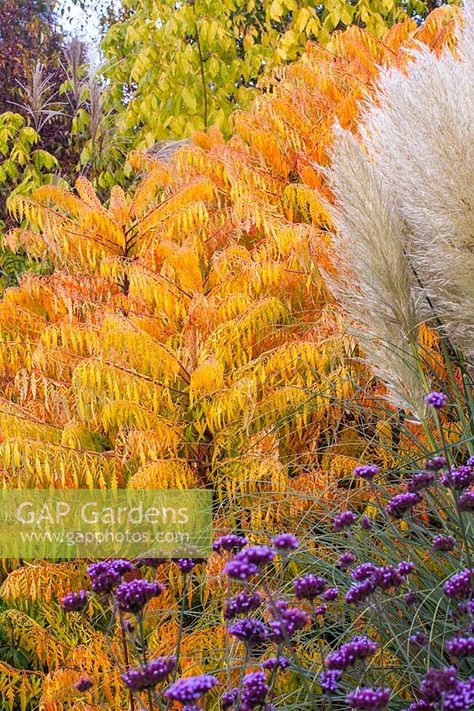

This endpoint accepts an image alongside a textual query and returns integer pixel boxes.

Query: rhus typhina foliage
[0,7,462,708]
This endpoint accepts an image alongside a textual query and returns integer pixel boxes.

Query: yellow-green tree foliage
[101,0,452,147]
[0,8,459,707]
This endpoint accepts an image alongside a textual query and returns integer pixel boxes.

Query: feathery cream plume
[327,129,426,418]
[360,0,474,353]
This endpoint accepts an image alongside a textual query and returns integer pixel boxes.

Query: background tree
[99,0,450,149]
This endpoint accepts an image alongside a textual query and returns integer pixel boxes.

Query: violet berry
[425,391,447,409]
[115,579,164,613]
[385,492,421,518]
[353,464,379,480]
[271,533,298,552]
[294,573,327,600]
[164,674,219,704]
[228,618,268,646]
[345,687,391,710]
[224,591,262,619]
[432,535,456,551]
[445,636,474,657]
[333,510,357,531]
[74,675,93,692]
[61,590,88,612]
[213,534,248,553]
[121,657,176,691]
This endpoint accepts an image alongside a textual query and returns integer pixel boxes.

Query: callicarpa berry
[228,618,268,646]
[267,606,310,643]
[240,670,269,710]
[458,489,474,510]
[121,657,176,690]
[261,656,290,670]
[221,688,238,709]
[441,466,474,490]
[164,674,219,703]
[353,464,379,480]
[319,669,342,693]
[405,590,419,606]
[419,667,458,702]
[213,534,248,553]
[87,561,123,594]
[351,563,378,581]
[177,558,195,574]
[293,573,327,600]
[432,534,456,551]
[345,578,377,605]
[271,533,299,551]
[224,591,262,619]
[323,587,339,601]
[445,636,474,657]
[61,590,88,612]
[402,703,435,711]
[74,675,93,692]
[425,391,447,409]
[224,559,259,581]
[333,510,357,531]
[115,579,164,613]
[443,677,474,711]
[385,492,421,518]
[237,545,275,567]
[325,636,377,671]
[345,687,391,710]
[338,552,357,570]
[406,471,436,493]
[425,455,447,471]
[443,569,474,599]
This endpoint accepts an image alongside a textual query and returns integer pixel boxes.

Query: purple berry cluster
[293,573,327,600]
[164,673,219,703]
[425,391,448,409]
[346,686,391,710]
[115,579,164,613]
[333,510,357,531]
[213,534,248,553]
[224,591,262,619]
[325,636,377,671]
[61,589,88,612]
[121,657,176,691]
[224,545,275,581]
[385,492,421,518]
[228,618,268,646]
[345,562,413,604]
[271,532,299,551]
[87,559,133,594]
